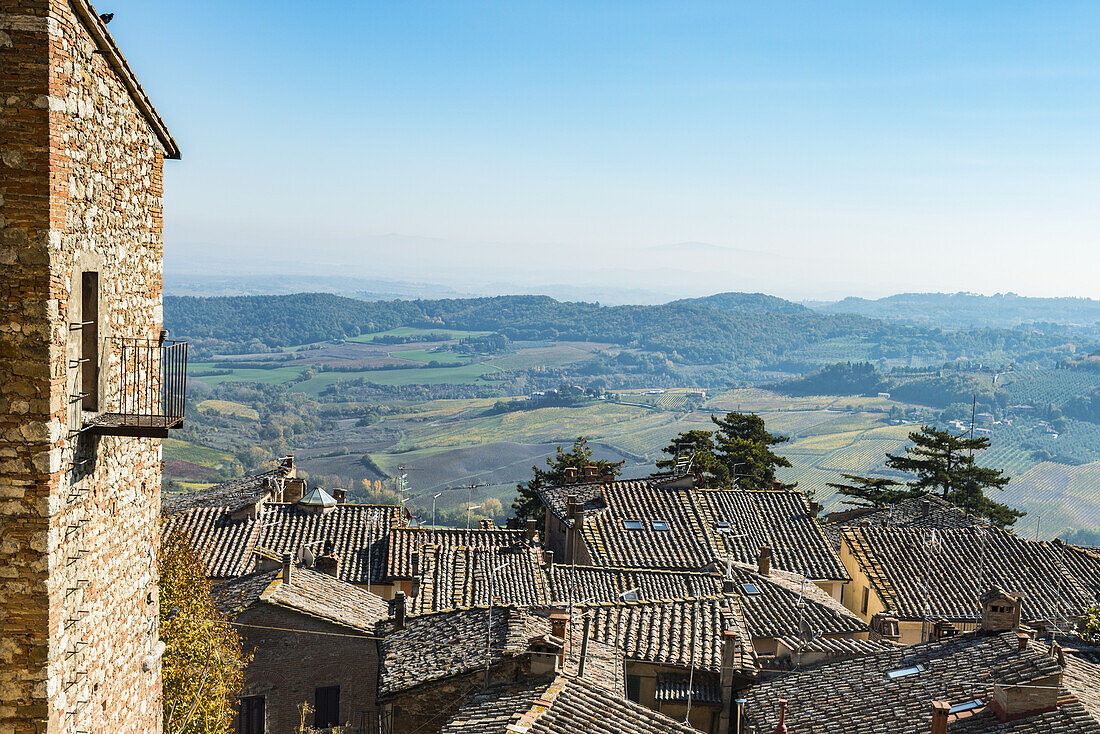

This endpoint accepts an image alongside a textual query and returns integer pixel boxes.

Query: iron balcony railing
[85,338,188,437]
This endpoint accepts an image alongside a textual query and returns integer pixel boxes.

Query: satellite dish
[799,618,815,644]
[296,545,315,567]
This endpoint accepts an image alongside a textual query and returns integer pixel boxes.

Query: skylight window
[740,583,761,596]
[651,520,670,531]
[885,664,926,680]
[715,521,730,530]
[621,590,640,601]
[949,699,984,715]
[623,520,644,531]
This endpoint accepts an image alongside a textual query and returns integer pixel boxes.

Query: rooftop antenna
[445,481,490,530]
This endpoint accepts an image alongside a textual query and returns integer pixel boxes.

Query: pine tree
[885,425,1022,527]
[511,437,625,521]
[658,412,794,491]
[826,473,917,508]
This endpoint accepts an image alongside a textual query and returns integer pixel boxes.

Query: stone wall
[235,605,381,733]
[0,1,169,731]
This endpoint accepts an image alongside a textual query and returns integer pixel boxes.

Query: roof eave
[71,0,180,159]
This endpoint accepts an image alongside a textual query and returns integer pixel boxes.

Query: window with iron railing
[83,336,189,438]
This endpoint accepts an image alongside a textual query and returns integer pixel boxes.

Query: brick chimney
[315,539,340,577]
[931,701,950,734]
[331,487,347,503]
[564,467,579,483]
[758,545,772,576]
[566,494,578,520]
[479,518,494,530]
[774,699,788,734]
[583,465,599,481]
[525,518,538,541]
[393,591,407,630]
[980,587,1022,633]
[282,552,293,585]
[543,549,554,568]
[550,613,569,640]
[722,578,736,595]
[283,477,306,504]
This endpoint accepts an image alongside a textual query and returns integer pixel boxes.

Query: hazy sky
[110,1,1099,300]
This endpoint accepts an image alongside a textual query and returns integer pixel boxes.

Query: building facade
[0,1,178,731]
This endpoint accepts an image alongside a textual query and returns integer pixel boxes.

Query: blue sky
[110,1,1099,299]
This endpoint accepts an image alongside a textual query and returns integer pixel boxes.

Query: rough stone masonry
[0,1,178,731]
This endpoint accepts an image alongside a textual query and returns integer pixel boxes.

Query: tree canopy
[511,437,625,521]
[885,425,1021,527]
[658,412,794,491]
[161,530,249,734]
[826,473,918,509]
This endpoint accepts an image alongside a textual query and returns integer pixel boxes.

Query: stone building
[214,563,391,733]
[0,1,180,732]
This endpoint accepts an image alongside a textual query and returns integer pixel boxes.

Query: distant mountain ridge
[672,292,810,315]
[815,292,1100,329]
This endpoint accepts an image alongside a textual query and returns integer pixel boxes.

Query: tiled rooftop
[377,606,551,697]
[583,595,755,673]
[166,502,403,583]
[653,672,722,705]
[823,495,988,550]
[547,565,865,641]
[441,676,704,734]
[537,479,847,579]
[841,526,1099,622]
[213,567,389,632]
[740,631,1100,734]
[162,466,290,516]
[413,542,550,615]
[695,489,849,581]
[385,527,531,579]
[579,480,714,570]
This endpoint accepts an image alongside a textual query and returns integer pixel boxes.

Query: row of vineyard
[1003,368,1100,409]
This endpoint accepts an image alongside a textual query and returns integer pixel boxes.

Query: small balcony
[84,338,188,438]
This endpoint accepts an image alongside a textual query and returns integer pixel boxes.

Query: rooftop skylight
[651,520,670,531]
[949,699,984,715]
[885,664,926,680]
[623,520,644,531]
[741,583,761,596]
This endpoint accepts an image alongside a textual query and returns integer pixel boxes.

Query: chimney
[316,539,340,577]
[583,465,598,481]
[577,614,591,678]
[566,494,578,520]
[479,518,494,530]
[931,701,950,734]
[722,578,736,595]
[717,630,740,734]
[543,549,554,568]
[281,553,293,585]
[1017,632,1029,651]
[564,467,578,483]
[774,699,788,734]
[331,487,347,503]
[757,545,772,576]
[920,498,931,517]
[550,613,569,640]
[980,588,1022,633]
[525,518,538,541]
[280,454,296,477]
[601,472,614,484]
[410,551,420,577]
[773,481,783,491]
[283,477,306,504]
[393,591,407,630]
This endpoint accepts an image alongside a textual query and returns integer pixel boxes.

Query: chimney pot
[931,700,950,734]
[332,487,347,503]
[281,553,293,585]
[564,467,578,483]
[758,545,773,576]
[722,578,736,595]
[583,465,599,481]
[549,613,569,640]
[394,591,407,630]
[1017,632,1030,651]
[525,518,537,541]
[543,549,554,568]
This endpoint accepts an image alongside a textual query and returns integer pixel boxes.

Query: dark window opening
[315,686,340,729]
[237,696,265,734]
[626,674,642,703]
[81,272,99,411]
[861,587,870,615]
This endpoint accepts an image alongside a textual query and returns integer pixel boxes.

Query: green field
[163,437,236,467]
[349,327,492,342]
